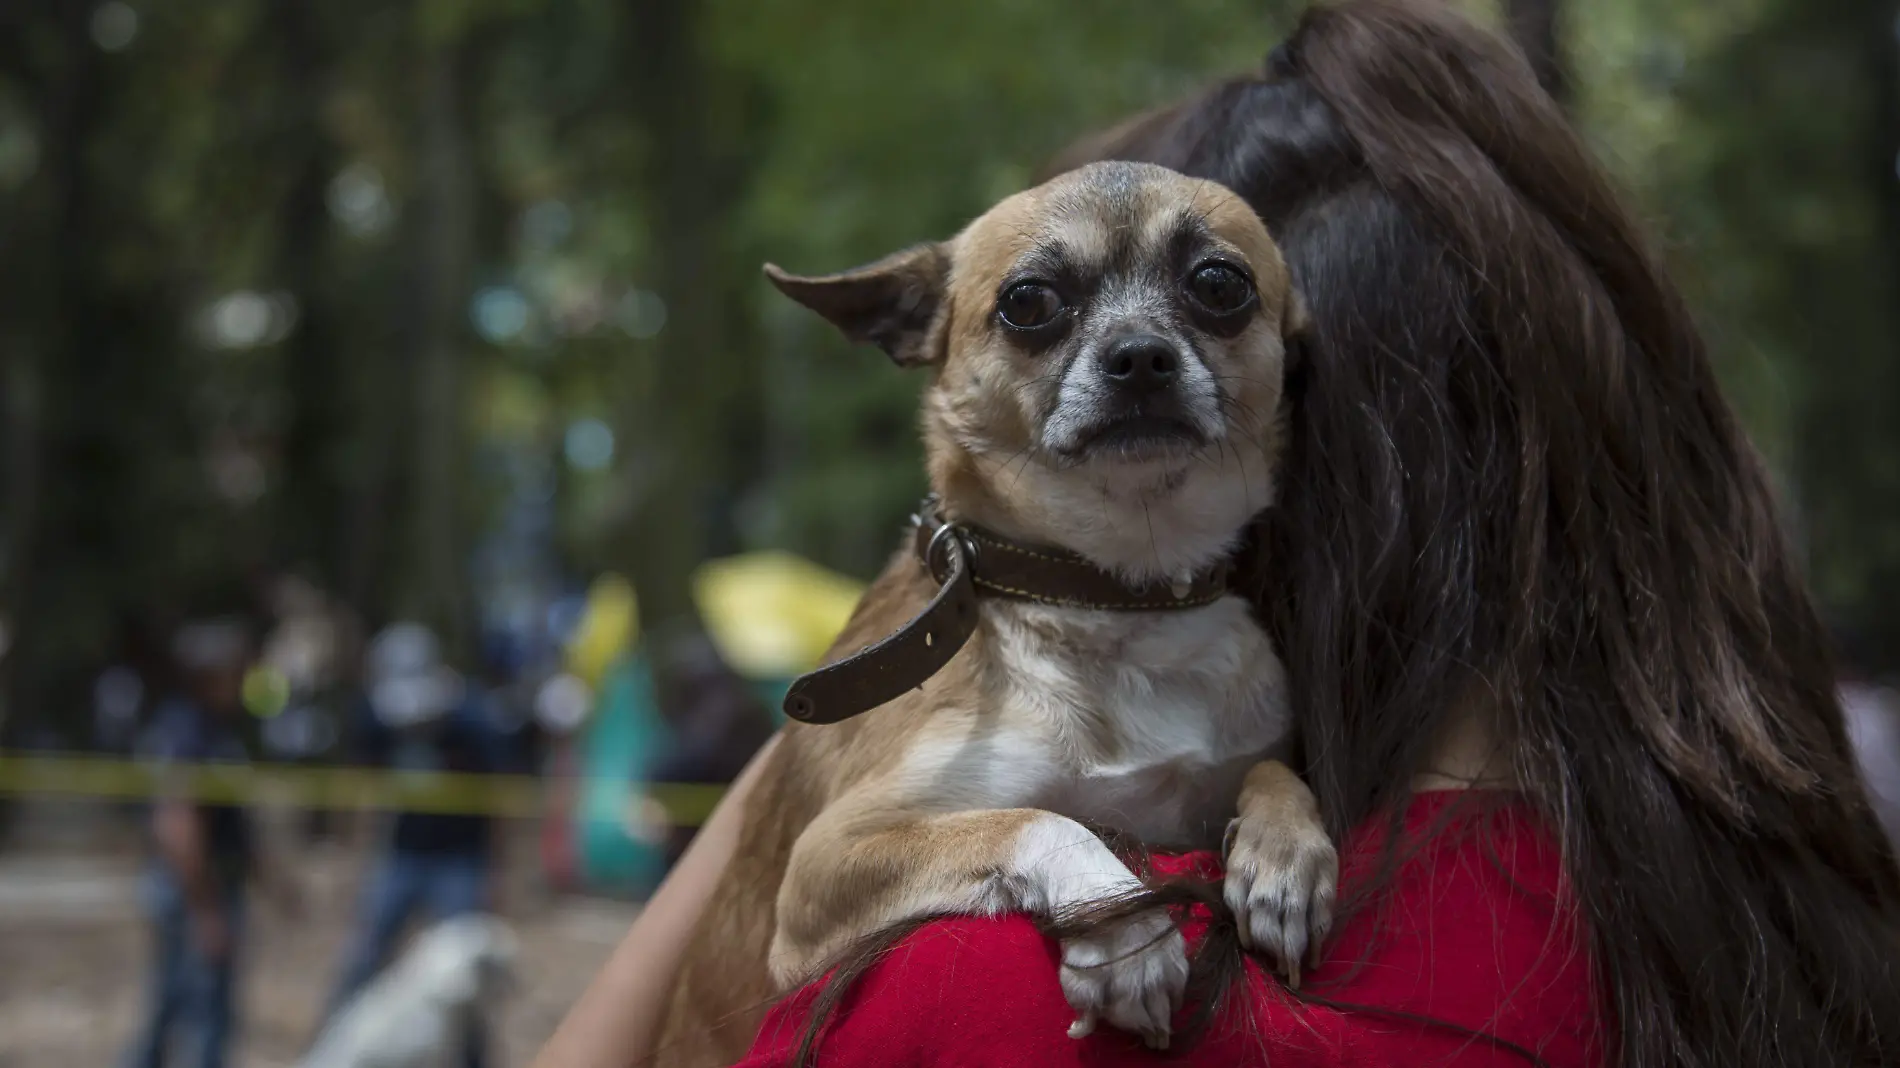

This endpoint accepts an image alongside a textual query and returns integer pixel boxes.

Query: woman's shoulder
[1320,791,1602,1064]
[746,913,1081,1066]
[734,791,1604,1068]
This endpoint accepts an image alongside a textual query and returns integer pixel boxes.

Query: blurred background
[0,0,1898,1065]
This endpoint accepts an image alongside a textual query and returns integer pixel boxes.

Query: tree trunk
[618,0,760,632]
[271,0,346,591]
[0,0,102,740]
[1853,0,1900,660]
[406,37,478,653]
[1506,0,1568,105]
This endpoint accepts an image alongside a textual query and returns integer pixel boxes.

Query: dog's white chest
[988,597,1292,848]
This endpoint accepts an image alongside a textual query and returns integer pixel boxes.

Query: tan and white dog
[660,161,1335,1064]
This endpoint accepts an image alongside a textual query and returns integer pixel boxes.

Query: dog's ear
[764,243,950,368]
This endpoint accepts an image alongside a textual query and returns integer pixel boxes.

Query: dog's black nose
[1100,335,1179,393]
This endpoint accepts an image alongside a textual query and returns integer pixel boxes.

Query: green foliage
[1575,0,1900,651]
[3,0,1899,740]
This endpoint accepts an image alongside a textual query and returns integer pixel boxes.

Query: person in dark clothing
[648,631,775,869]
[1838,631,1900,847]
[128,620,296,1068]
[321,623,507,1068]
[649,632,774,785]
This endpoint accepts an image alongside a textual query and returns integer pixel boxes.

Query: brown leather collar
[781,497,1238,726]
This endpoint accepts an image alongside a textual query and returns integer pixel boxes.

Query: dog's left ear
[764,243,950,368]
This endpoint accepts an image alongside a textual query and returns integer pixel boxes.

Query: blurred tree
[267,0,347,596]
[1659,0,1900,664]
[406,20,481,651]
[0,0,106,737]
[614,0,768,630]
[7,0,1900,746]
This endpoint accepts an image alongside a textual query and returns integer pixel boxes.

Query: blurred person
[530,667,593,891]
[561,652,672,897]
[262,576,348,690]
[532,736,777,1068]
[647,630,775,868]
[94,662,148,752]
[127,618,299,1068]
[473,625,538,778]
[534,575,672,896]
[93,632,152,826]
[525,590,610,892]
[318,623,509,1068]
[1840,635,1900,846]
[95,611,165,755]
[257,576,358,841]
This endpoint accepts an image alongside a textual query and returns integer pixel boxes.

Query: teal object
[575,653,672,893]
[751,677,793,725]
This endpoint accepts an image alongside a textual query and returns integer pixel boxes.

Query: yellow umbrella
[691,551,865,680]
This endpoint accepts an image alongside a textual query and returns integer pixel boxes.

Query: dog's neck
[927,435,1268,587]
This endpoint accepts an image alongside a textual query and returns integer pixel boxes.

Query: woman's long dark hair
[1042,2,1900,1066]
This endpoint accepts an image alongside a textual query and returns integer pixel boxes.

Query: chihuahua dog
[659,161,1335,1064]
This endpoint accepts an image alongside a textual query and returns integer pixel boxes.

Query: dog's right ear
[764,243,949,368]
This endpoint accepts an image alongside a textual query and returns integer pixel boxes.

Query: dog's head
[768,161,1303,581]
[402,913,519,1009]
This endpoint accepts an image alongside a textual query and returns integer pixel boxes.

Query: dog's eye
[997,282,1065,331]
[1186,263,1256,316]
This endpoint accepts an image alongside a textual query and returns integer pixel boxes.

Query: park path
[0,803,634,1068]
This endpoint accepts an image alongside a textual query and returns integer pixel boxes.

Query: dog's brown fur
[657,163,1332,1065]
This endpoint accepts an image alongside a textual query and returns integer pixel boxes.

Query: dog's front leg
[773,795,1189,1047]
[1221,759,1338,987]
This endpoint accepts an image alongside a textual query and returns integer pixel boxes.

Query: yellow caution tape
[0,753,726,827]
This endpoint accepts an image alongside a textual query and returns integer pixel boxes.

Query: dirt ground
[0,801,637,1068]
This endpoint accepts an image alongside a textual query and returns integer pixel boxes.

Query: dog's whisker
[1004,447,1041,494]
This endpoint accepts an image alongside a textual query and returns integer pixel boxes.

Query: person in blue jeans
[134,866,244,1068]
[321,623,508,1068]
[129,619,297,1068]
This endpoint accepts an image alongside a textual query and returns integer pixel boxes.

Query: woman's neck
[1412,693,1514,791]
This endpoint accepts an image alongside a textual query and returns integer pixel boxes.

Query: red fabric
[733,791,1606,1068]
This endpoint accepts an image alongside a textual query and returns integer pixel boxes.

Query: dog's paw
[1058,908,1189,1049]
[1222,813,1337,987]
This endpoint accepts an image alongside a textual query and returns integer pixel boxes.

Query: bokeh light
[90,2,138,53]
